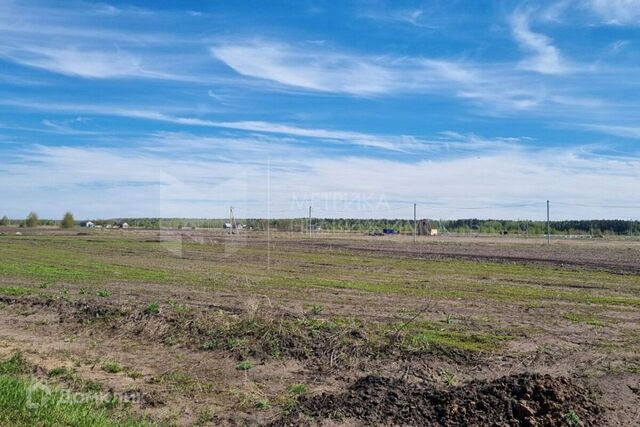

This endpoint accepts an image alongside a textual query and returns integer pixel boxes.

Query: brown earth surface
[0,229,639,425]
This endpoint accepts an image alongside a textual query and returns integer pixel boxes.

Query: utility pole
[413,203,417,243]
[230,206,238,235]
[308,205,312,238]
[546,200,550,245]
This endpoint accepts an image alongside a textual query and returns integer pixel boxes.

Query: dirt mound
[277,373,602,426]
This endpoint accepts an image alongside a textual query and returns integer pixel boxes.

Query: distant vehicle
[382,228,397,234]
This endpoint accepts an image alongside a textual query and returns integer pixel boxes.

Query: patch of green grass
[96,289,112,298]
[101,362,122,374]
[0,353,148,426]
[143,303,160,315]
[195,408,216,425]
[126,369,143,380]
[225,337,245,350]
[0,287,32,296]
[48,367,71,378]
[565,411,581,426]
[438,368,457,385]
[153,371,207,394]
[236,361,253,371]
[168,301,191,315]
[201,339,219,350]
[0,353,30,375]
[286,383,308,396]
[398,321,510,353]
[563,312,606,326]
[254,399,270,410]
[0,376,148,426]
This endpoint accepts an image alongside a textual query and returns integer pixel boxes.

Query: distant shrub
[25,212,38,228]
[0,216,8,226]
[61,212,75,229]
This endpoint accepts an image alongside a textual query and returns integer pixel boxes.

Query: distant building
[84,221,95,228]
[121,222,130,229]
[418,219,439,236]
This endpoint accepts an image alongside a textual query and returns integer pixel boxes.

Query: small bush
[0,216,8,226]
[96,289,111,298]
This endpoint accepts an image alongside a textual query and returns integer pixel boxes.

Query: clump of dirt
[276,373,602,426]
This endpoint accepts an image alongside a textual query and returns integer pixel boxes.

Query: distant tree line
[100,217,640,236]
[3,215,640,236]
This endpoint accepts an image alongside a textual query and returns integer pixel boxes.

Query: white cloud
[587,0,640,25]
[511,11,568,75]
[212,41,398,95]
[0,99,437,152]
[211,40,553,112]
[3,144,639,219]
[0,45,174,79]
[360,7,432,28]
[579,123,640,139]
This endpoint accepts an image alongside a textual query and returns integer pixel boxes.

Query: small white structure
[430,229,439,236]
[121,222,130,229]
[85,221,95,228]
[223,223,233,229]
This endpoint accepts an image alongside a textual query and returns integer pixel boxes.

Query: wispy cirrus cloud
[511,10,568,75]
[210,40,554,112]
[579,123,640,139]
[211,41,399,95]
[359,7,433,28]
[3,98,526,154]
[0,45,173,79]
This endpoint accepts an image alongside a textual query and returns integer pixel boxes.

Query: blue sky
[1,0,640,220]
